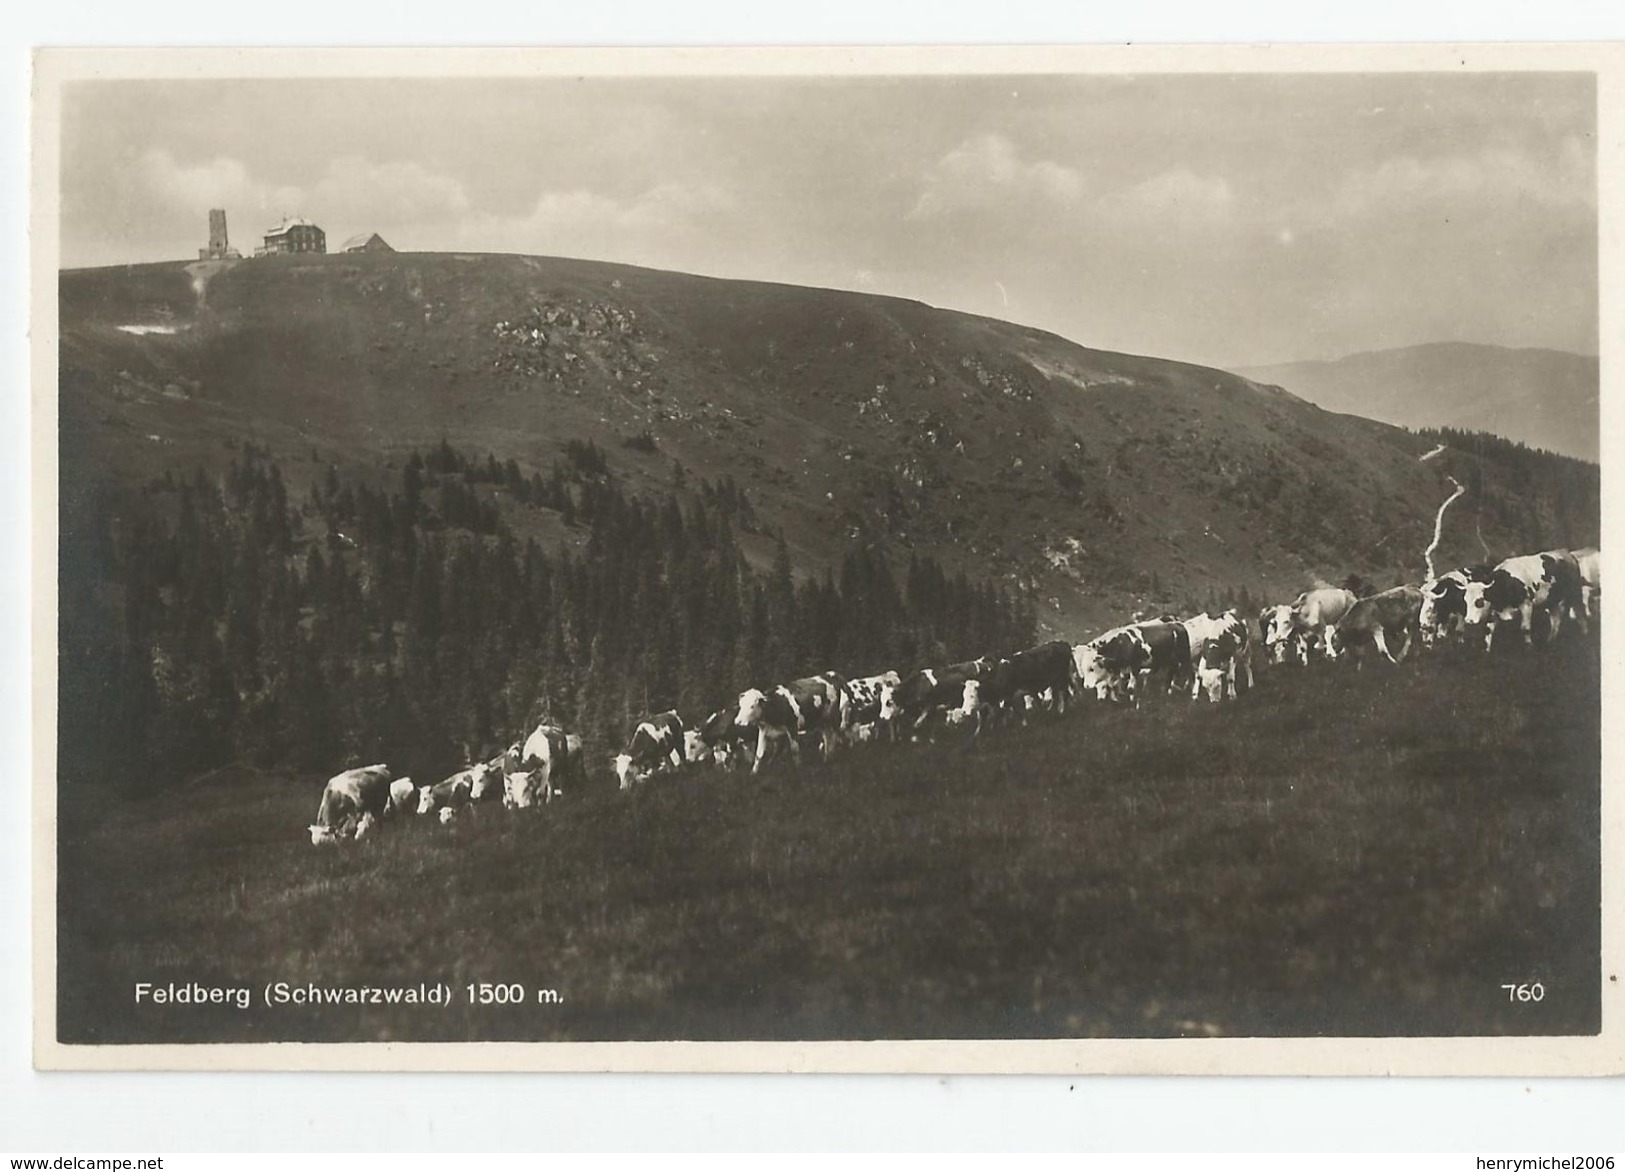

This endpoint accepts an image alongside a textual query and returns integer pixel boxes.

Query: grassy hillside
[58,634,1600,1044]
[59,254,1599,637]
[1237,343,1599,463]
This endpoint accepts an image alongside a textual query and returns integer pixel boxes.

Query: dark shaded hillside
[1237,343,1599,463]
[60,254,1600,635]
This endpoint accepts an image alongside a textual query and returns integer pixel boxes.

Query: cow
[386,777,418,815]
[843,671,902,739]
[948,678,1000,736]
[417,764,493,819]
[1083,620,1192,705]
[1259,604,1306,666]
[1572,547,1601,620]
[505,722,579,808]
[879,659,988,737]
[1418,566,1494,646]
[1462,550,1586,650]
[1193,610,1255,702]
[614,710,687,789]
[1293,587,1358,661]
[468,753,512,803]
[976,641,1078,716]
[735,672,849,773]
[694,705,755,771]
[1325,585,1423,666]
[308,764,393,845]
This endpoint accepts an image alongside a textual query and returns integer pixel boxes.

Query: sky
[58,71,1597,370]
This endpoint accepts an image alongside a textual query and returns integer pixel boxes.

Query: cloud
[136,148,303,217]
[908,133,1084,220]
[311,157,473,224]
[1100,168,1235,224]
[1336,139,1594,216]
[436,180,737,269]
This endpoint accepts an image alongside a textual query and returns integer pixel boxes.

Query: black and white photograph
[32,45,1621,1073]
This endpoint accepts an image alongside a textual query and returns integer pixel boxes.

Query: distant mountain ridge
[1235,342,1598,462]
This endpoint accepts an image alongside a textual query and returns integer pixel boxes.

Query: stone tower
[208,209,229,256]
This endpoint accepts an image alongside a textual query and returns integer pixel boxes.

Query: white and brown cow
[978,641,1079,716]
[614,710,687,789]
[1259,604,1308,666]
[1081,620,1192,705]
[1293,587,1357,661]
[1325,585,1423,667]
[1193,610,1254,702]
[386,777,418,816]
[1572,547,1601,620]
[843,671,902,741]
[505,722,578,808]
[1418,566,1495,646]
[308,764,394,845]
[693,705,755,770]
[417,762,498,819]
[1462,550,1586,650]
[735,672,849,773]
[879,659,987,737]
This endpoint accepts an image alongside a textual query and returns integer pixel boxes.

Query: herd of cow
[306,544,1601,846]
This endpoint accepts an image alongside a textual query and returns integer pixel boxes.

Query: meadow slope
[60,254,1599,636]
[58,634,1600,1044]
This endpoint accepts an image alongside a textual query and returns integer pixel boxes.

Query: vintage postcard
[31,44,1623,1074]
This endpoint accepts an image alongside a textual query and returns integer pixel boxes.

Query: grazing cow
[879,660,988,736]
[1572,547,1601,619]
[1462,550,1585,649]
[844,671,902,738]
[386,777,418,815]
[1084,620,1192,705]
[1326,585,1423,666]
[735,672,849,773]
[308,764,393,845]
[682,729,711,766]
[506,722,578,808]
[417,764,491,818]
[1259,604,1305,666]
[977,641,1079,716]
[1193,610,1255,702]
[614,710,687,789]
[948,678,1000,736]
[1418,566,1494,646]
[695,706,754,770]
[1293,587,1358,661]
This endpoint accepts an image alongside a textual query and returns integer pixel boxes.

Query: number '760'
[1501,982,1545,1002]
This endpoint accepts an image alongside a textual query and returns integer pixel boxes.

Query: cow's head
[1461,580,1493,626]
[504,769,547,809]
[877,678,902,724]
[683,729,710,765]
[354,812,378,839]
[437,806,457,826]
[1195,662,1227,702]
[468,762,500,802]
[613,753,642,790]
[416,785,438,815]
[1260,605,1297,663]
[308,823,340,846]
[1323,623,1345,660]
[1074,642,1110,696]
[959,678,982,716]
[735,688,767,729]
[851,722,876,744]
